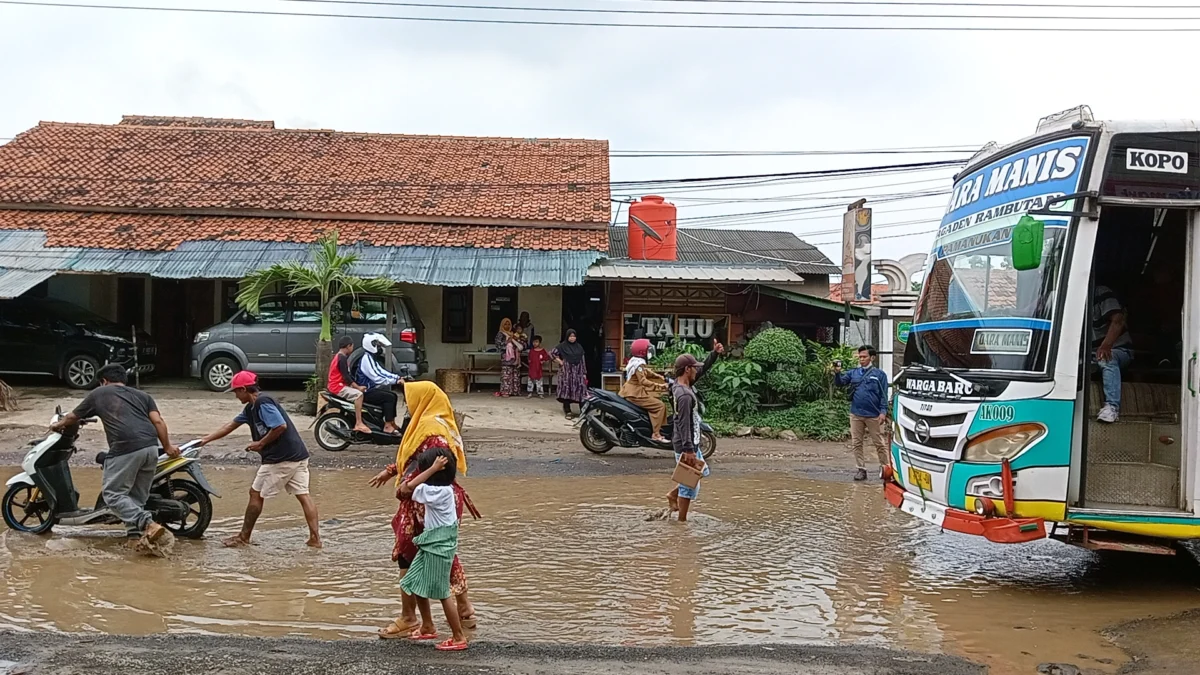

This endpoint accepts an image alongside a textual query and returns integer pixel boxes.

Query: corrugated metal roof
[608,225,840,275]
[761,285,867,318]
[586,260,804,283]
[0,231,599,288]
[0,268,56,299]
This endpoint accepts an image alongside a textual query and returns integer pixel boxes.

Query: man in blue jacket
[834,345,890,482]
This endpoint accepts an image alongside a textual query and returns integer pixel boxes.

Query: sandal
[409,629,439,641]
[377,619,418,640]
[435,638,468,652]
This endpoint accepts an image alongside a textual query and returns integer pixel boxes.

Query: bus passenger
[1093,285,1132,424]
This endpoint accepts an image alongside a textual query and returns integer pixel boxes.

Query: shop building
[0,117,863,390]
[594,197,865,373]
[0,116,609,382]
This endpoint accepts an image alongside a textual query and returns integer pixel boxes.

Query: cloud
[3,1,1199,267]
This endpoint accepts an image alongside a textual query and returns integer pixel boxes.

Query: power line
[6,0,1200,31]
[809,228,937,246]
[0,159,967,190]
[277,0,1193,21]
[624,0,1200,8]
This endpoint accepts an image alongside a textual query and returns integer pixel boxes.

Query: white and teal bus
[886,106,1200,554]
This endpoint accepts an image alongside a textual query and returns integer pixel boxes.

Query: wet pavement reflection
[3,467,1200,674]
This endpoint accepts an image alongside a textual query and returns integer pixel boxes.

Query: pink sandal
[435,638,468,651]
[409,629,439,641]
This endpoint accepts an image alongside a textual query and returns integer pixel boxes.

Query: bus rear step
[1052,525,1176,555]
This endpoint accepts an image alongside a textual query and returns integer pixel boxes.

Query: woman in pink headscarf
[619,338,669,442]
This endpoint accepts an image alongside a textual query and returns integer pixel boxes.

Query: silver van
[190,293,426,391]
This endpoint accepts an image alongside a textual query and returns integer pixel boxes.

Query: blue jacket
[835,366,889,418]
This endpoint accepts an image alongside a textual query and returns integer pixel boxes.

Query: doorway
[117,277,146,332]
[1082,206,1187,511]
[149,279,217,378]
[486,287,518,342]
[561,282,606,386]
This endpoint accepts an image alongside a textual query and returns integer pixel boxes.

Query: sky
[1,0,1198,278]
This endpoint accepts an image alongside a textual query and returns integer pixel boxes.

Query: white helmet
[363,332,391,354]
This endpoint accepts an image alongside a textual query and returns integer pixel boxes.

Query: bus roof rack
[1037,105,1094,134]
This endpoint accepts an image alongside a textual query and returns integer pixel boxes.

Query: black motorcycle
[577,386,717,458]
[311,355,412,452]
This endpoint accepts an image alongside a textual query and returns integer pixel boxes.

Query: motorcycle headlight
[962,423,1045,463]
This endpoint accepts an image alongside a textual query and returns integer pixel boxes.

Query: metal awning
[0,268,55,299]
[587,260,804,284]
[0,231,601,288]
[761,285,868,318]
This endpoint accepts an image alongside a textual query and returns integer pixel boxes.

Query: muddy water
[3,467,1200,675]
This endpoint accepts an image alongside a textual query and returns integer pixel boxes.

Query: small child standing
[526,336,551,398]
[398,447,468,651]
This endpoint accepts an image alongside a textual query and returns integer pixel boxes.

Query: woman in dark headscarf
[552,329,588,418]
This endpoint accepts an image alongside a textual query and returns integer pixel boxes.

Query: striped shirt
[1092,285,1132,349]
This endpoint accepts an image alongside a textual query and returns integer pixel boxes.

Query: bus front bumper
[883,480,1047,544]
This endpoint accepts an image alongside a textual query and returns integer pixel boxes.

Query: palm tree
[236,230,396,389]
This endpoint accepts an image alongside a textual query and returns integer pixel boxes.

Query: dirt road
[0,633,986,675]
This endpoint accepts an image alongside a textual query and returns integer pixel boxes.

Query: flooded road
[3,467,1200,674]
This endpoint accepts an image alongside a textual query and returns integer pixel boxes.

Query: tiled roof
[0,210,607,252]
[829,283,891,304]
[608,225,839,274]
[0,117,611,224]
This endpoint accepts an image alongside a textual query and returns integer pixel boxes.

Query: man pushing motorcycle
[199,370,321,549]
[50,364,180,549]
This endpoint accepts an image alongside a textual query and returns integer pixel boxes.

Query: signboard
[1103,132,1200,200]
[970,328,1032,355]
[896,321,912,344]
[842,206,873,302]
[622,313,729,361]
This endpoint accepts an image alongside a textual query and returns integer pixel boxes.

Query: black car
[0,297,157,389]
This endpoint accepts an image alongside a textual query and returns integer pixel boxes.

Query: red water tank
[627,195,678,261]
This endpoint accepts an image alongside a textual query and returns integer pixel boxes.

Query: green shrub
[744,327,807,367]
[750,399,851,441]
[766,370,805,404]
[649,339,705,369]
[703,359,763,418]
[709,399,851,441]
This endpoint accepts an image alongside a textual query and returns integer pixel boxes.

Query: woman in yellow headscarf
[368,381,480,639]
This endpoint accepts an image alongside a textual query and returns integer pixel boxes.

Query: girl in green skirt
[398,447,468,651]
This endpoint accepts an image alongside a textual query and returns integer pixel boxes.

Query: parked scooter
[1,407,218,538]
[577,383,718,458]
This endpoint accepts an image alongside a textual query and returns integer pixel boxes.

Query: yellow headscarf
[395,381,467,484]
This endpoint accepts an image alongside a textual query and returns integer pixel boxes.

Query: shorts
[337,386,362,400]
[252,459,310,499]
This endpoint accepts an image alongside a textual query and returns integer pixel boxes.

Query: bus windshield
[905,134,1092,374]
[906,224,1067,372]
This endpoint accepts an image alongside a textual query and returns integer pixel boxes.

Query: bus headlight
[962,423,1045,463]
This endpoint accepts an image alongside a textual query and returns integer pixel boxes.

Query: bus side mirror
[1011,214,1044,271]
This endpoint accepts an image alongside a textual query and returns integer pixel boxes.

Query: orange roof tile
[0,210,607,252]
[829,283,890,304]
[0,117,611,225]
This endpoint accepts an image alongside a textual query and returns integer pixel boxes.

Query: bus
[886,106,1200,555]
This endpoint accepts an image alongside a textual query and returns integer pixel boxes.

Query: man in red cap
[199,370,321,548]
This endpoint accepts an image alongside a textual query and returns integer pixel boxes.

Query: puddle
[3,467,1200,674]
